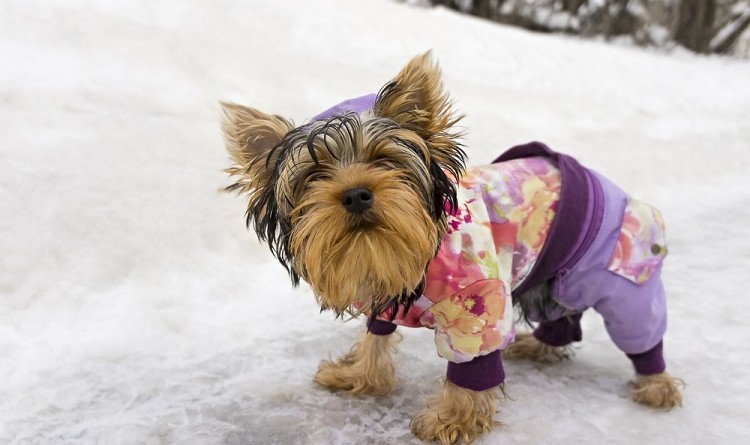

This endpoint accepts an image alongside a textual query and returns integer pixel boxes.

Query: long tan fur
[374,51,464,169]
[291,163,437,314]
[411,380,501,445]
[219,102,293,221]
[502,332,573,362]
[314,331,398,396]
[629,372,684,409]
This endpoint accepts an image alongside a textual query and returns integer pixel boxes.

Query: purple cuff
[367,319,397,336]
[626,340,666,375]
[533,313,583,347]
[446,350,505,391]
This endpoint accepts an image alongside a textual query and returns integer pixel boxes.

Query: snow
[1,0,750,444]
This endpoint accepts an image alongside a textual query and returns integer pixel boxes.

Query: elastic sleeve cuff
[367,319,397,336]
[626,340,666,375]
[446,350,505,391]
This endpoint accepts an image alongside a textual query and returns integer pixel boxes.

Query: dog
[220,53,683,444]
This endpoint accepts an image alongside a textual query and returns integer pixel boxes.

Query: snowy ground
[1,0,750,444]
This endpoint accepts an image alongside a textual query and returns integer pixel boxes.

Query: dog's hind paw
[629,372,684,410]
[502,333,573,362]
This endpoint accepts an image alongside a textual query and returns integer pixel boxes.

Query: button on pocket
[607,199,667,284]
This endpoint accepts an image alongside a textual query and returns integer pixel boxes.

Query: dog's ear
[220,102,295,267]
[374,52,464,171]
[374,52,466,215]
[375,52,456,134]
[220,102,292,177]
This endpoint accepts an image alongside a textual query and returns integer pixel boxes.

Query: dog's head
[221,53,465,317]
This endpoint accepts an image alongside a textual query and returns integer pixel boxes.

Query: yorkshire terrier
[221,53,683,444]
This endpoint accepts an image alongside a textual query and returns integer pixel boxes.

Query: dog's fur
[221,53,682,444]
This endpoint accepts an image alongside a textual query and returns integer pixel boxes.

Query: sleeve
[425,279,515,390]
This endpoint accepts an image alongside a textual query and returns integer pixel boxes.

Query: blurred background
[419,0,750,56]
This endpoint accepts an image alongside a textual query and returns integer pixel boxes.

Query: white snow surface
[2,0,750,444]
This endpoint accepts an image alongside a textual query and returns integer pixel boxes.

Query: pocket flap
[607,199,667,284]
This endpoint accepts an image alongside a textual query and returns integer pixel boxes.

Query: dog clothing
[312,96,670,392]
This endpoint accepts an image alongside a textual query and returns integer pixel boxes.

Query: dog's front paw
[314,332,396,396]
[629,372,684,410]
[411,381,499,445]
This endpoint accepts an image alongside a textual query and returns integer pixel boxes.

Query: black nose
[342,187,373,214]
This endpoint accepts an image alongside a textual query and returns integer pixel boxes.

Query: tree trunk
[608,0,639,37]
[432,0,457,10]
[712,12,750,54]
[673,0,717,53]
[471,0,496,19]
[562,0,586,14]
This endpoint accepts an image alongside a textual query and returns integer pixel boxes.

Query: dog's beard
[289,167,438,317]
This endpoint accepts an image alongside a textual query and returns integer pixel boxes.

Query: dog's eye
[372,157,398,170]
[298,171,333,195]
[307,171,333,183]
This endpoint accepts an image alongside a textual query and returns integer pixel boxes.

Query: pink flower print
[448,218,462,232]
[607,200,667,284]
[609,212,641,273]
[464,294,486,316]
[428,280,508,362]
[446,202,475,234]
[444,199,461,217]
[490,221,518,251]
[425,243,486,301]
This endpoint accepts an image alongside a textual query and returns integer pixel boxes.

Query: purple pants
[533,171,667,375]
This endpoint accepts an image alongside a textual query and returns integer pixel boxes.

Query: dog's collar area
[371,275,426,324]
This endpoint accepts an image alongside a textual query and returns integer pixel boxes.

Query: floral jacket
[375,158,561,361]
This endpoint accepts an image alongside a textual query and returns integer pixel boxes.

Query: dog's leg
[503,314,582,362]
[314,329,397,395]
[411,380,500,445]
